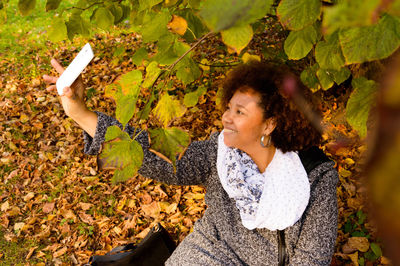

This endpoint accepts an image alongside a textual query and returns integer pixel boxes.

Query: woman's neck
[246,145,276,173]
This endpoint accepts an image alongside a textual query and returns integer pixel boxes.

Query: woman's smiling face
[222,88,273,153]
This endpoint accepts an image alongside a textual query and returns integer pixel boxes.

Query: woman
[43,60,338,265]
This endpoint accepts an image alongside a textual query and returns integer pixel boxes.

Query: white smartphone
[56,43,94,95]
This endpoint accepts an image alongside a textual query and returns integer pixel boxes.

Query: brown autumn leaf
[53,247,68,258]
[78,202,93,211]
[42,202,55,213]
[79,212,94,224]
[347,237,370,252]
[141,201,161,218]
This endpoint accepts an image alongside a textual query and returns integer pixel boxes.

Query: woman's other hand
[42,58,98,137]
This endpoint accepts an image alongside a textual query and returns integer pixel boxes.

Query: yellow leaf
[344,158,355,165]
[339,168,352,178]
[199,58,210,71]
[168,15,188,35]
[153,93,186,127]
[117,198,126,211]
[136,227,151,238]
[242,52,261,63]
[348,251,359,266]
[47,214,56,221]
[20,113,29,123]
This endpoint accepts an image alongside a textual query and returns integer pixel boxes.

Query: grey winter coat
[84,112,338,266]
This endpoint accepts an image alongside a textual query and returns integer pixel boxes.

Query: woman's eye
[236,110,243,115]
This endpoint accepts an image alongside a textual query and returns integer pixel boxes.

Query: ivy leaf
[142,61,162,88]
[48,17,67,42]
[300,64,320,92]
[148,127,190,165]
[153,93,186,127]
[221,24,253,54]
[140,11,171,43]
[92,7,114,30]
[277,0,321,31]
[18,0,36,16]
[199,0,273,31]
[339,14,400,64]
[346,77,378,137]
[46,0,61,11]
[184,86,207,107]
[284,24,318,60]
[315,31,345,70]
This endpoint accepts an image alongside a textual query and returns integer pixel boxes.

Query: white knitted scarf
[217,131,310,230]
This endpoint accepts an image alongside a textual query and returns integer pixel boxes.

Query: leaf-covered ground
[0,29,391,265]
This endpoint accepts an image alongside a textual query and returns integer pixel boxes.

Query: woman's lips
[224,128,237,133]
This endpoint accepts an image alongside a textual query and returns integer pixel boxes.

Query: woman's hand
[43,58,98,137]
[42,58,88,119]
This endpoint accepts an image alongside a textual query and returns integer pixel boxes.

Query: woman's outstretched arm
[43,58,98,137]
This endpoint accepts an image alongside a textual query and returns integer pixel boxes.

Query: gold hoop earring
[260,134,271,148]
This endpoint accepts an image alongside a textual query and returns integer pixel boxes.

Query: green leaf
[184,86,207,107]
[277,0,321,30]
[118,70,142,96]
[66,13,91,39]
[109,4,124,24]
[315,31,345,70]
[322,0,381,35]
[132,47,148,66]
[176,9,208,42]
[346,77,377,137]
[284,24,318,60]
[339,14,400,64]
[99,138,143,184]
[300,64,320,92]
[48,17,67,42]
[116,95,137,127]
[332,67,351,85]
[370,243,382,258]
[18,0,36,16]
[46,0,61,11]
[153,93,186,127]
[148,127,190,165]
[138,89,156,121]
[316,68,334,90]
[175,57,201,85]
[138,0,163,12]
[140,10,171,43]
[142,61,162,88]
[105,125,130,142]
[199,0,274,31]
[221,24,253,54]
[92,7,114,30]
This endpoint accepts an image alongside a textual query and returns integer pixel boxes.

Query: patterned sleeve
[288,162,338,265]
[83,111,216,186]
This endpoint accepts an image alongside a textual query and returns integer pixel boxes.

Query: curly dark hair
[221,60,322,152]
